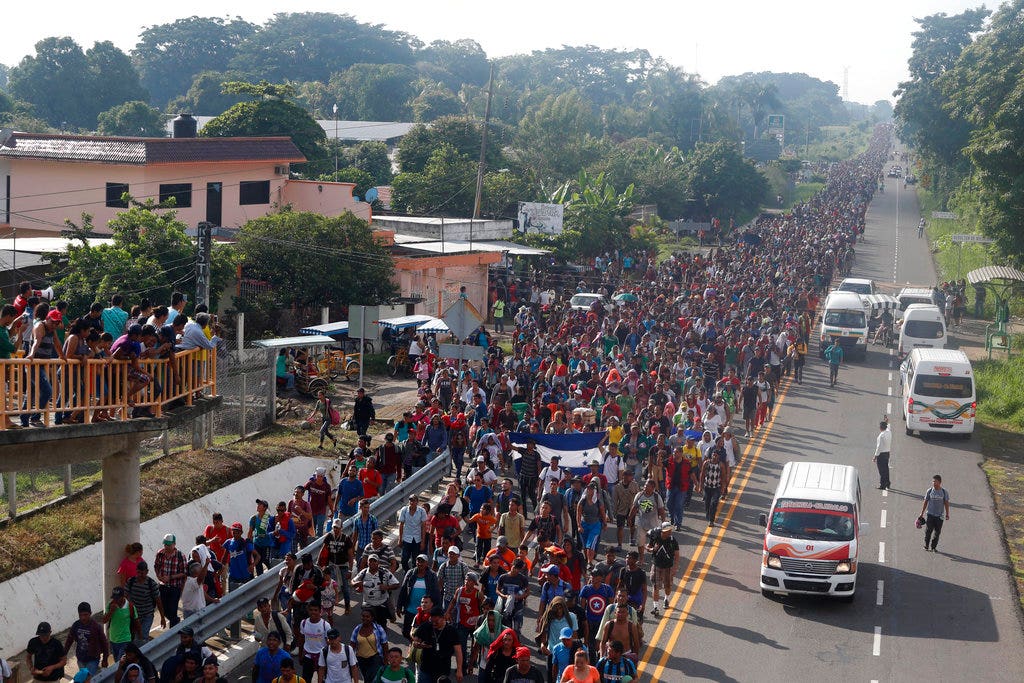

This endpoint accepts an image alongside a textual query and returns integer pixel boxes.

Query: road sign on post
[438,343,485,361]
[767,114,785,135]
[442,298,485,341]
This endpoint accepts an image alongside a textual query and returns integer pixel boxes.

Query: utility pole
[195,221,213,309]
[472,63,495,220]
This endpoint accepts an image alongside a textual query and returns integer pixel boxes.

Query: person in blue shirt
[578,570,615,658]
[251,631,287,683]
[271,502,295,563]
[223,523,255,592]
[463,475,493,538]
[336,465,365,518]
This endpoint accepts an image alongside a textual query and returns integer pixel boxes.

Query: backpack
[328,399,341,427]
[320,644,355,672]
[373,665,415,683]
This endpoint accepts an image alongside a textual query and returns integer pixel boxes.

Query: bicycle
[386,347,412,377]
[318,348,361,382]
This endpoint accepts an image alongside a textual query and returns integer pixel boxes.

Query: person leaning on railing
[21,306,66,428]
[1,304,25,429]
[110,324,151,416]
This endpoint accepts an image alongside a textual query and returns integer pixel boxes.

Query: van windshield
[913,374,973,399]
[903,320,944,339]
[769,499,855,541]
[838,282,872,295]
[824,310,865,328]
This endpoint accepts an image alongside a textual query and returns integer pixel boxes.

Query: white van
[899,348,975,437]
[836,277,875,296]
[759,462,867,603]
[897,286,940,311]
[819,291,869,360]
[897,304,946,358]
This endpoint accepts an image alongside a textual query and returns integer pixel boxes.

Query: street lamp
[333,103,339,175]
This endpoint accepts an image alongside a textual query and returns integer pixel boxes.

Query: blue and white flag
[509,431,607,473]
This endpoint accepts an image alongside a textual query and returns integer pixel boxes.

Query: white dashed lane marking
[878,541,886,563]
[873,626,882,656]
[876,580,884,606]
[881,509,887,528]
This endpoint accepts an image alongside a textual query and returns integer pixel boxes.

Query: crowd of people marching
[17,125,892,683]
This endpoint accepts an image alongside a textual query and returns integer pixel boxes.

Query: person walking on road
[698,449,729,528]
[873,420,892,490]
[824,340,844,387]
[920,475,950,551]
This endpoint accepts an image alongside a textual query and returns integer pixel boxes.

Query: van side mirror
[758,513,768,527]
[859,522,870,537]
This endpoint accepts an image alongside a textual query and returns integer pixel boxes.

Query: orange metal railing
[0,348,217,429]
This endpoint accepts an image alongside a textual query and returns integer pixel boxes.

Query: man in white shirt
[872,420,892,490]
[538,456,567,500]
[177,313,221,351]
[398,495,428,571]
[318,629,359,683]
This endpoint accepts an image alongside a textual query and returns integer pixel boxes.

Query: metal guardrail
[92,453,450,683]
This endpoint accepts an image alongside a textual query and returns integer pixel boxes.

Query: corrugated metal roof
[0,132,304,165]
[165,117,416,142]
[967,266,1024,285]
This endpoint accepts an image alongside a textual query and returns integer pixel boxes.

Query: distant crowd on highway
[18,126,895,683]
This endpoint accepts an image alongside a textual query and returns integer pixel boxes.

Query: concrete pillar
[6,472,15,518]
[64,465,72,497]
[102,448,141,601]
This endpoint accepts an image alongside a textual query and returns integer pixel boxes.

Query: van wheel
[761,589,775,599]
[905,426,913,436]
[838,592,856,604]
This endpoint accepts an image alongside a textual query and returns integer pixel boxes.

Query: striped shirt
[125,576,161,617]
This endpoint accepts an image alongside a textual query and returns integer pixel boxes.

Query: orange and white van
[759,461,868,603]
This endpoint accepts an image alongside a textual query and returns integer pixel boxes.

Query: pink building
[0,131,371,237]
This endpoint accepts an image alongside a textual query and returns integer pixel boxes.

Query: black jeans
[518,476,538,515]
[925,514,944,550]
[159,585,182,626]
[704,486,722,524]
[401,540,421,571]
[875,453,890,488]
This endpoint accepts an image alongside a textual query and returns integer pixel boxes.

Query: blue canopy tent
[298,321,350,337]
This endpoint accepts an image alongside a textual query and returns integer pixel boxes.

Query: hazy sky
[2,0,991,104]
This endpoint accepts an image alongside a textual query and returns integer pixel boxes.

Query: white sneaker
[651,605,660,616]
[663,596,669,608]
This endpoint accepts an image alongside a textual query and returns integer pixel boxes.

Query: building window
[159,183,192,208]
[105,182,129,208]
[239,180,271,205]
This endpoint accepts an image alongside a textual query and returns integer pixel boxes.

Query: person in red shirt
[288,486,313,550]
[304,467,333,537]
[582,460,608,490]
[431,504,461,548]
[203,513,230,568]
[358,458,383,499]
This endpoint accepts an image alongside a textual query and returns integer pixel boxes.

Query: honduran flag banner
[508,431,608,473]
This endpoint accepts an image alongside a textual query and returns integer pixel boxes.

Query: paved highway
[640,163,1024,681]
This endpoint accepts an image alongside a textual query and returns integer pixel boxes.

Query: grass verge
[978,422,1024,612]
[0,424,363,582]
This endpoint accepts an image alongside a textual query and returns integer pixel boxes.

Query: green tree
[390,143,477,216]
[418,39,490,91]
[86,41,148,118]
[893,7,989,197]
[97,101,167,136]
[201,82,327,166]
[342,141,393,185]
[168,70,252,116]
[411,85,464,122]
[329,63,418,120]
[549,170,635,258]
[51,200,235,315]
[396,115,508,174]
[593,139,690,219]
[516,90,606,182]
[940,0,1024,257]
[132,16,258,107]
[235,210,397,311]
[229,13,418,84]
[684,141,768,221]
[633,63,705,150]
[318,167,375,198]
[9,37,93,127]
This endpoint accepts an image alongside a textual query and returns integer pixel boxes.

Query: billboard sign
[767,114,785,135]
[518,202,564,235]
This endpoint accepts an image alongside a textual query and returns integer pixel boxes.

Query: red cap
[231,522,243,531]
[46,309,63,323]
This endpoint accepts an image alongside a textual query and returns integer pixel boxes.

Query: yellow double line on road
[637,375,794,679]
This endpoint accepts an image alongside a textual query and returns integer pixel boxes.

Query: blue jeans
[111,641,129,662]
[21,369,52,426]
[667,488,686,527]
[135,612,155,643]
[79,660,99,675]
[312,514,326,537]
[381,472,397,496]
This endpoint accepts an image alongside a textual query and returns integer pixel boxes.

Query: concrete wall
[0,455,335,657]
[396,263,489,317]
